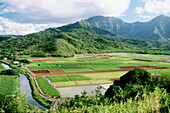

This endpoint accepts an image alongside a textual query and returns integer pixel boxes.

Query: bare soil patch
[119,66,169,70]
[31,70,50,73]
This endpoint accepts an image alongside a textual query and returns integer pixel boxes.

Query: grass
[46,75,68,82]
[90,79,112,84]
[75,80,91,85]
[55,81,76,87]
[0,64,5,71]
[83,71,127,79]
[0,75,19,95]
[64,68,93,72]
[67,75,91,81]
[148,69,170,76]
[28,66,62,70]
[91,64,119,70]
[36,77,60,97]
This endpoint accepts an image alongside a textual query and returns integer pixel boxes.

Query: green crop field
[75,80,91,85]
[90,79,112,84]
[28,65,62,70]
[148,69,170,76]
[46,75,68,82]
[55,81,76,87]
[83,71,127,79]
[26,53,170,89]
[67,75,91,81]
[0,75,19,95]
[36,77,60,97]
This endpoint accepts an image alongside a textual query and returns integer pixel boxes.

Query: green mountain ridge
[0,16,170,57]
[0,35,22,42]
[86,15,170,41]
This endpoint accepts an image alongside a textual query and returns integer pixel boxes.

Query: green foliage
[0,20,170,57]
[0,75,19,95]
[55,88,169,113]
[67,75,91,81]
[19,59,31,64]
[0,69,19,77]
[114,68,152,88]
[0,63,5,72]
[36,78,60,97]
[0,93,46,112]
[105,68,170,102]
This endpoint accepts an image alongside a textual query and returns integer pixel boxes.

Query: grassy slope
[36,77,60,97]
[0,63,5,71]
[0,75,19,95]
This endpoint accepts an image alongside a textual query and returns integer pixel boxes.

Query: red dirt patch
[31,70,53,76]
[31,70,50,73]
[110,78,120,81]
[119,66,169,70]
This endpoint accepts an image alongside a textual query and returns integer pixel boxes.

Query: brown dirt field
[110,78,120,81]
[31,70,50,73]
[34,73,53,76]
[119,66,169,70]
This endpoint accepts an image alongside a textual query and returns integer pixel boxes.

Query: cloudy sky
[0,0,170,35]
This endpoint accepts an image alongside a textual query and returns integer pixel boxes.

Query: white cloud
[138,15,154,19]
[1,0,131,23]
[134,7,144,14]
[0,25,4,31]
[0,17,65,35]
[135,0,170,14]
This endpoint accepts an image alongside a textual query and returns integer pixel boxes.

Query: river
[1,63,46,109]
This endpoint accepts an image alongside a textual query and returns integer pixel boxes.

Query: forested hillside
[0,18,170,57]
[0,35,22,42]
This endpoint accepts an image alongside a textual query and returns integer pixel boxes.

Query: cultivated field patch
[36,77,60,97]
[67,74,91,81]
[46,75,68,82]
[83,71,127,79]
[54,81,76,87]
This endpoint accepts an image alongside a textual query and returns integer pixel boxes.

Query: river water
[1,63,46,109]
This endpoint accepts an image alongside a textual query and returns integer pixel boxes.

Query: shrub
[0,69,19,77]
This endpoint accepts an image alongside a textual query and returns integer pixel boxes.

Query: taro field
[24,53,170,97]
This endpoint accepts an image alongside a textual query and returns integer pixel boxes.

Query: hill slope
[0,19,170,57]
[0,35,22,41]
[87,15,170,41]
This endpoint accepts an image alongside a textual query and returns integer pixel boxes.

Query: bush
[0,69,19,77]
[114,68,152,88]
[20,59,31,64]
[105,68,168,102]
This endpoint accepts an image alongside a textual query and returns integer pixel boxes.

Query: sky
[0,0,170,35]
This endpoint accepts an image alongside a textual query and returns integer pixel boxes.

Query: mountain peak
[151,15,170,22]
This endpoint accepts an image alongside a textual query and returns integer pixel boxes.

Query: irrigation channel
[1,63,46,109]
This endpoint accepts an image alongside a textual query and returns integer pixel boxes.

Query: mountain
[86,15,170,41]
[0,16,170,57]
[0,35,22,41]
